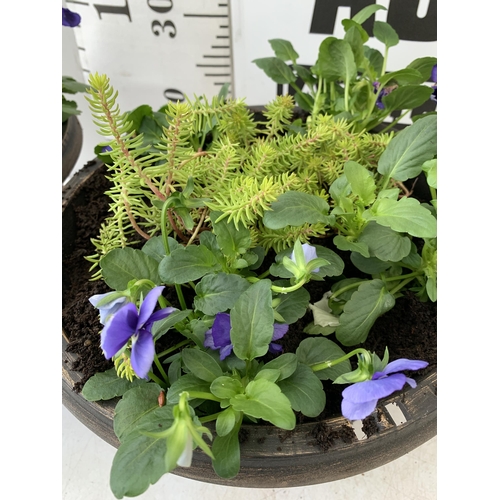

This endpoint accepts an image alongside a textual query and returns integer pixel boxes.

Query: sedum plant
[253,4,437,133]
[80,72,436,497]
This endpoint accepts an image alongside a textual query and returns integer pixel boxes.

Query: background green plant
[253,4,436,133]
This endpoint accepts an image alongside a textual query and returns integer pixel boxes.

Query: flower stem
[160,200,188,311]
[157,339,192,359]
[310,348,368,372]
[148,371,168,389]
[186,391,222,403]
[378,109,411,134]
[198,411,224,424]
[154,354,169,385]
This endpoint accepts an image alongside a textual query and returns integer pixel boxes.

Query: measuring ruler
[66,0,436,115]
[68,0,234,111]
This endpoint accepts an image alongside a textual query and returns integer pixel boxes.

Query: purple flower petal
[62,7,81,27]
[268,342,283,354]
[137,286,165,328]
[147,306,178,326]
[219,343,234,361]
[204,329,216,349]
[89,293,128,325]
[341,398,377,420]
[130,330,155,378]
[211,313,231,349]
[342,373,407,404]
[379,358,428,377]
[100,303,138,359]
[405,376,417,389]
[272,323,289,341]
[302,244,318,264]
[431,64,437,83]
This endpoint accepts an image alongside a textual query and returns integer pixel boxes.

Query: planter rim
[62,160,437,488]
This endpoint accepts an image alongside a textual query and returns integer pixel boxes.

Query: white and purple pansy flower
[99,286,178,379]
[89,292,129,325]
[290,242,320,273]
[204,312,289,360]
[341,358,429,420]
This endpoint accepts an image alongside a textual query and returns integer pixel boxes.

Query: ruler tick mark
[211,45,230,49]
[184,14,228,18]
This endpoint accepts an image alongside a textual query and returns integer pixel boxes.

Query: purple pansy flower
[62,7,81,27]
[372,81,397,110]
[341,358,429,420]
[100,286,177,378]
[430,64,437,101]
[89,292,128,325]
[204,312,289,360]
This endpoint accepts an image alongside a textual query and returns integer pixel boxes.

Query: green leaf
[364,46,384,77]
[262,353,298,381]
[110,406,172,498]
[406,57,437,81]
[274,287,310,324]
[216,407,237,437]
[379,69,426,86]
[210,376,244,399]
[277,363,326,417]
[212,214,252,260]
[254,368,281,383]
[230,280,274,361]
[124,104,154,133]
[81,368,147,402]
[314,246,345,277]
[345,160,376,205]
[152,309,193,340]
[253,57,296,84]
[358,222,412,262]
[62,76,90,94]
[351,4,387,24]
[296,337,350,381]
[382,85,433,112]
[422,159,437,189]
[344,24,367,65]
[293,64,316,86]
[113,383,163,441]
[194,273,251,316]
[269,39,299,63]
[101,248,161,289]
[363,197,437,238]
[142,236,180,263]
[373,21,399,48]
[182,348,223,383]
[333,235,370,258]
[350,252,392,274]
[211,415,242,478]
[159,245,221,284]
[166,374,212,404]
[263,191,332,229]
[230,379,295,429]
[316,38,356,83]
[336,280,395,345]
[377,114,437,182]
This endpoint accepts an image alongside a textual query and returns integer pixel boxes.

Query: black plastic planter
[62,160,437,488]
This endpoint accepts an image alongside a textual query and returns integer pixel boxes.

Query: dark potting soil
[62,161,437,441]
